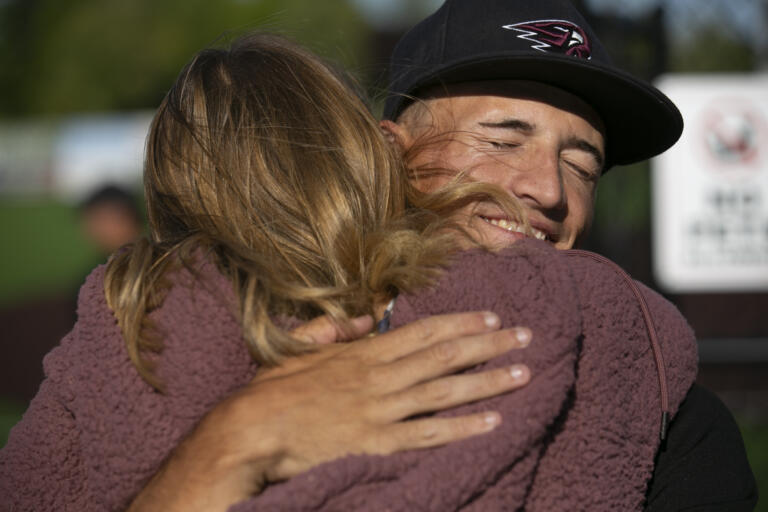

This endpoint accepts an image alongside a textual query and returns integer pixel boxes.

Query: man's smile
[478,215,551,242]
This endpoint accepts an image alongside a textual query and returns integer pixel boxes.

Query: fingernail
[483,312,500,328]
[515,328,531,347]
[510,365,527,381]
[482,412,501,430]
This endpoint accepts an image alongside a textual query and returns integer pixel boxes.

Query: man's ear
[380,120,413,152]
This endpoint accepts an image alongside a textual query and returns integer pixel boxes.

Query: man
[131,1,756,510]
[377,1,757,510]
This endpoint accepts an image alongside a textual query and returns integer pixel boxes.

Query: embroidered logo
[502,19,591,59]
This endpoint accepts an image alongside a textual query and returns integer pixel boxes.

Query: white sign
[652,73,768,292]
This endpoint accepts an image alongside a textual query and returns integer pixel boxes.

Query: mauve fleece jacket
[0,239,698,511]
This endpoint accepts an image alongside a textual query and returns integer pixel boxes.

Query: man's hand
[128,311,531,512]
[289,313,377,345]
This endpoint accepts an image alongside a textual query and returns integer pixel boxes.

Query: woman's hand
[128,311,531,512]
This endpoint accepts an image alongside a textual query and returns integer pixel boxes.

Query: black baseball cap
[383,0,683,169]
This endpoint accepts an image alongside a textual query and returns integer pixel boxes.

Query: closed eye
[563,159,599,181]
[487,140,520,150]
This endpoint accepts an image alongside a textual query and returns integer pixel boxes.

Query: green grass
[0,197,101,305]
[0,398,26,448]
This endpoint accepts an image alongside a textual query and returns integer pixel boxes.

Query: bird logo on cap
[502,19,591,59]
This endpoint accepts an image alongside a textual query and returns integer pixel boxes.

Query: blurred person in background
[78,183,144,260]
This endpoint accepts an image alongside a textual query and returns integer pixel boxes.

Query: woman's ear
[379,120,413,153]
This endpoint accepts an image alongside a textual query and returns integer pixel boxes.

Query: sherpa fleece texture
[0,239,697,511]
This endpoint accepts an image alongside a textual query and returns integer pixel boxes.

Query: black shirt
[646,384,758,511]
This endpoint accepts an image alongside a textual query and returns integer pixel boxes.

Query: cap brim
[385,52,683,168]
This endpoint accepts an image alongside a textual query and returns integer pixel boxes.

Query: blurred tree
[0,0,370,117]
[670,25,755,72]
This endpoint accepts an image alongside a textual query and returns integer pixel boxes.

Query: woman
[0,32,697,511]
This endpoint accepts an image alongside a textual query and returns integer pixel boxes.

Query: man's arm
[128,311,533,512]
[646,383,758,511]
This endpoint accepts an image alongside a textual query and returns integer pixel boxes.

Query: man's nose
[508,151,566,211]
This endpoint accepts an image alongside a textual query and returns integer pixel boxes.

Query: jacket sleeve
[1,262,257,512]
[0,365,91,512]
[645,383,758,512]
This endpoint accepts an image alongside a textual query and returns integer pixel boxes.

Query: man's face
[388,80,605,250]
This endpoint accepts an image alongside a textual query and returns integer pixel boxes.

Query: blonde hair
[104,32,524,389]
